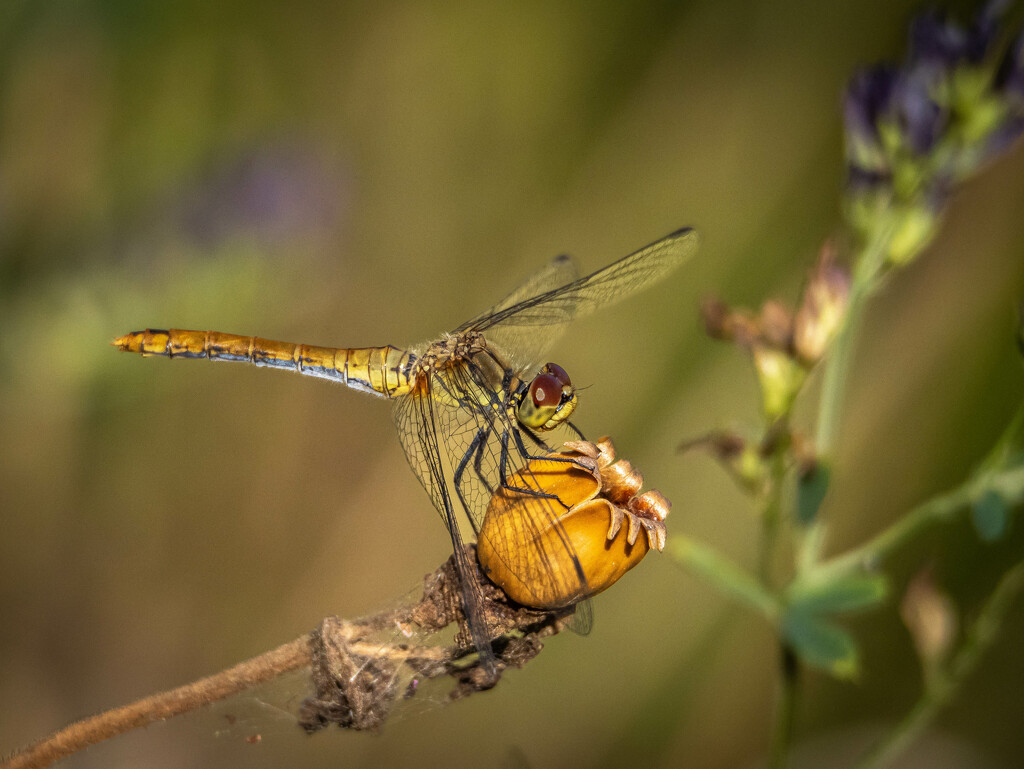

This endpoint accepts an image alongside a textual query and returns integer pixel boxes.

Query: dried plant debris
[299,546,574,732]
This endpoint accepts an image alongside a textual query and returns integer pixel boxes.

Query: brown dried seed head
[759,300,795,351]
[630,489,670,522]
[700,296,732,339]
[594,436,617,466]
[901,569,957,670]
[562,439,600,460]
[793,245,851,364]
[600,458,644,505]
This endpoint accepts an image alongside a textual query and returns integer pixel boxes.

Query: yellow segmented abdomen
[113,329,416,398]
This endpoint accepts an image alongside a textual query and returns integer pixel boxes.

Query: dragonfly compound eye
[542,362,572,388]
[518,368,578,431]
[530,373,562,408]
[517,373,563,430]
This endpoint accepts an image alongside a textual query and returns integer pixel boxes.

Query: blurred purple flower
[843,67,898,150]
[908,2,1002,67]
[1000,29,1024,98]
[843,1,1023,207]
[179,143,347,248]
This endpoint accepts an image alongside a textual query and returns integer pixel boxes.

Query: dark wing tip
[659,227,701,261]
[665,226,699,242]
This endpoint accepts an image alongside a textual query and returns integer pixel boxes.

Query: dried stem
[1,637,311,769]
[2,547,571,769]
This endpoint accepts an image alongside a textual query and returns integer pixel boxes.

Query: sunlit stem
[813,268,871,457]
[813,463,1024,582]
[801,220,896,570]
[758,442,789,585]
[815,213,896,454]
[849,561,1024,769]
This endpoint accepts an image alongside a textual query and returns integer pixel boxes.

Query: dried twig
[2,546,572,769]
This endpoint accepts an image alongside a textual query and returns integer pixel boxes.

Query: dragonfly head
[517,362,577,431]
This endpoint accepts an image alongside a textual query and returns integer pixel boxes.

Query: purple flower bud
[996,29,1024,100]
[985,114,1024,157]
[845,165,890,191]
[844,67,898,147]
[893,68,946,154]
[909,1,1004,67]
[843,1,1023,211]
[910,11,972,67]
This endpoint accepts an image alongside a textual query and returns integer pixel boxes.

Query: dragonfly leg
[515,423,590,468]
[517,423,550,450]
[453,426,493,536]
[513,424,586,473]
[564,420,587,441]
[471,424,495,497]
[499,425,590,596]
[497,429,570,511]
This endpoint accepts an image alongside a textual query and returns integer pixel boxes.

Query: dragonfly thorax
[516,362,577,431]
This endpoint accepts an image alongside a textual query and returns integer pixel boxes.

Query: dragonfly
[115,227,699,674]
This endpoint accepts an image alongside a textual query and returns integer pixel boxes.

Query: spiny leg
[453,426,493,536]
[515,422,589,471]
[510,422,590,593]
[513,423,586,473]
[453,426,489,493]
[497,425,591,593]
[565,420,587,441]
[502,423,595,506]
[470,422,495,497]
[496,428,569,510]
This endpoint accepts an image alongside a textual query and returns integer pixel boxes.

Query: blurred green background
[2,1,1023,767]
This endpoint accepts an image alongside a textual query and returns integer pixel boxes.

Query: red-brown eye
[543,362,572,388]
[530,373,561,407]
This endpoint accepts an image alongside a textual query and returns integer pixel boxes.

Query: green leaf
[971,488,1009,542]
[782,609,859,679]
[788,572,889,615]
[670,537,779,619]
[796,462,831,525]
[977,401,1024,476]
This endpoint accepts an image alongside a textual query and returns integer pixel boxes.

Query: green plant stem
[814,464,1024,580]
[759,488,783,585]
[850,560,1024,769]
[767,643,799,769]
[758,446,789,585]
[814,271,869,460]
[801,226,891,571]
[814,224,891,459]
[761,432,796,768]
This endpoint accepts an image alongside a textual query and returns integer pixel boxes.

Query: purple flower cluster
[179,143,347,248]
[843,2,1024,208]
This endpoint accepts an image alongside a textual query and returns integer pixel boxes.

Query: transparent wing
[452,254,578,374]
[459,228,699,372]
[392,381,498,670]
[460,253,579,329]
[393,354,592,634]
